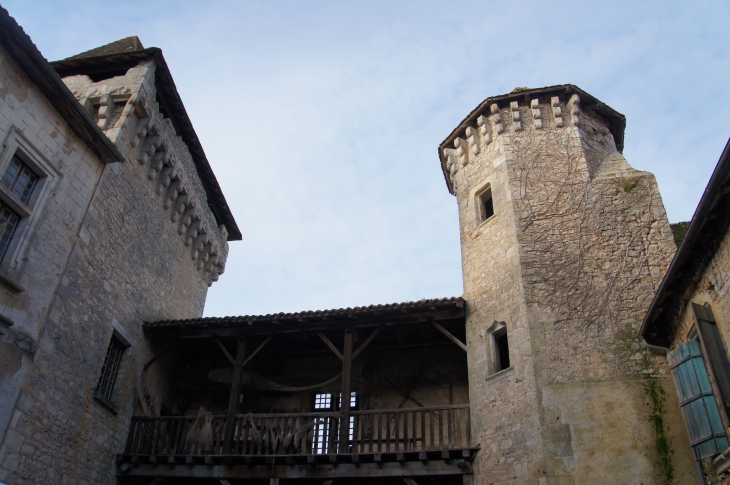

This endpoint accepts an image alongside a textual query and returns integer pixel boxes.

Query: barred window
[2,156,38,205]
[0,203,19,261]
[96,335,126,401]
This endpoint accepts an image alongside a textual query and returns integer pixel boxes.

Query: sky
[5,0,729,317]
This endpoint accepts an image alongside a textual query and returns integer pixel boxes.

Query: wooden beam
[241,334,275,369]
[352,326,382,360]
[214,338,236,366]
[223,338,247,453]
[430,322,467,352]
[403,479,418,485]
[143,343,172,372]
[317,331,344,361]
[339,331,354,453]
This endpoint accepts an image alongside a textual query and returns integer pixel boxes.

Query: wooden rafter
[317,331,344,361]
[214,338,236,366]
[352,325,383,360]
[430,321,467,352]
[143,342,172,372]
[241,334,275,368]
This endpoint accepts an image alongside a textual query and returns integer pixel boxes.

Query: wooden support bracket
[214,338,236,366]
[352,325,383,360]
[241,334,275,368]
[143,343,172,372]
[317,331,344,361]
[430,321,467,352]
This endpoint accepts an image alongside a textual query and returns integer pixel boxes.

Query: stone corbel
[551,96,563,127]
[453,138,467,167]
[531,99,542,129]
[568,94,581,126]
[97,95,115,130]
[195,242,212,268]
[510,101,522,131]
[185,219,203,246]
[163,178,182,209]
[204,253,219,273]
[490,104,504,134]
[156,164,177,195]
[477,115,491,144]
[171,192,190,223]
[80,97,95,118]
[147,150,169,180]
[465,127,480,155]
[131,116,153,149]
[178,203,197,234]
[138,135,161,165]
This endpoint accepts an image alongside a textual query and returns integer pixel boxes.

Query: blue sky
[5,0,729,317]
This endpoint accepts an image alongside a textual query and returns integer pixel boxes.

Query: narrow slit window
[493,327,510,371]
[2,156,38,205]
[95,335,126,401]
[476,185,494,223]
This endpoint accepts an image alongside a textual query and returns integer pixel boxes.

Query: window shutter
[692,302,730,412]
[668,340,729,459]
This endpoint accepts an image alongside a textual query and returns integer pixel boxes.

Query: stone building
[438,85,698,485]
[0,7,239,484]
[0,5,726,485]
[640,139,730,484]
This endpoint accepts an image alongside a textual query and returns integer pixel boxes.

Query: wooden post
[338,330,354,453]
[223,338,247,453]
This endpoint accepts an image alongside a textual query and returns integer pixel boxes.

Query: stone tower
[440,86,697,484]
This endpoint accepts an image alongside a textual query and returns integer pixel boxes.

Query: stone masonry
[441,86,698,484]
[0,27,235,485]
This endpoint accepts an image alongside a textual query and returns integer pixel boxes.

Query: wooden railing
[124,405,471,457]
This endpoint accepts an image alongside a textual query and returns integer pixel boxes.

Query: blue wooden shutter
[668,340,729,459]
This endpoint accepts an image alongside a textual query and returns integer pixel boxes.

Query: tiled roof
[145,297,465,328]
[67,36,144,59]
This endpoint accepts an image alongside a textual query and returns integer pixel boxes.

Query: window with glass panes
[2,156,38,205]
[0,203,19,261]
[312,392,356,454]
[95,335,126,401]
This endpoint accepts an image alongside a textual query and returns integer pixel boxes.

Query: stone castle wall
[0,50,230,484]
[446,91,697,484]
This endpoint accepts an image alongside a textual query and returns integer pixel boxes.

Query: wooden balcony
[117,405,477,481]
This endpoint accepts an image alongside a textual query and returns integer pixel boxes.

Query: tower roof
[66,36,144,59]
[50,43,242,241]
[0,7,124,165]
[438,84,626,195]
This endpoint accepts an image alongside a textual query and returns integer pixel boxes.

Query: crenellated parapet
[61,60,228,286]
[438,85,626,194]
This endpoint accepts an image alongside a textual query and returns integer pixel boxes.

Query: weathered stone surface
[0,39,231,484]
[446,88,695,484]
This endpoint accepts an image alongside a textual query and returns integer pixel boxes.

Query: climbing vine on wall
[508,125,661,332]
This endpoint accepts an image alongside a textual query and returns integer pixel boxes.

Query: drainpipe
[640,337,670,354]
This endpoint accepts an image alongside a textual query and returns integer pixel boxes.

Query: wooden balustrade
[124,405,471,457]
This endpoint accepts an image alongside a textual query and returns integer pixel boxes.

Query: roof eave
[639,137,730,345]
[50,49,242,241]
[0,7,124,165]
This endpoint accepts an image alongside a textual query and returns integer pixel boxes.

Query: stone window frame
[93,328,132,414]
[485,321,513,381]
[0,126,61,292]
[474,182,495,228]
